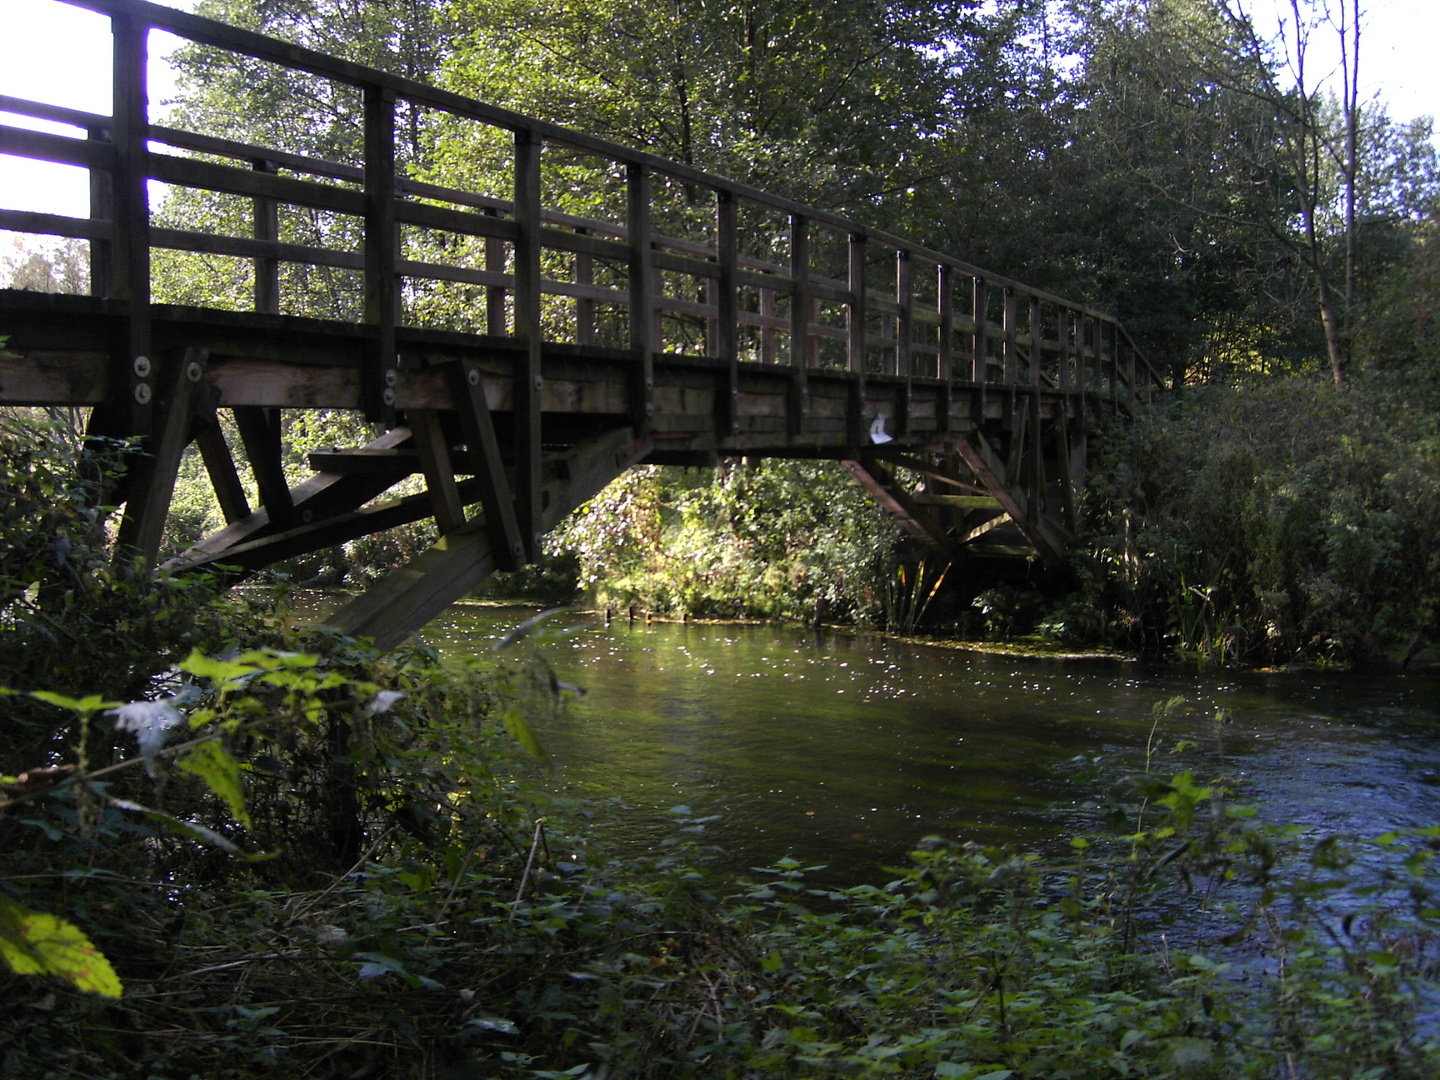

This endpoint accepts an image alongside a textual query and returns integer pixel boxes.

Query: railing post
[110,9,152,436]
[1029,294,1042,388]
[760,283,776,364]
[485,208,506,334]
[1058,308,1071,395]
[514,128,545,560]
[847,231,868,447]
[788,212,809,435]
[972,276,989,423]
[574,226,595,345]
[86,120,113,298]
[895,248,912,434]
[971,278,988,383]
[1002,286,1018,386]
[1126,336,1137,409]
[362,85,398,424]
[252,158,280,314]
[937,262,953,436]
[626,162,655,434]
[715,189,739,437]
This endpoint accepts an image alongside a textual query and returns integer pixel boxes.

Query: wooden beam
[193,409,250,524]
[115,348,206,565]
[840,458,957,561]
[715,190,739,437]
[163,426,414,572]
[407,407,465,535]
[788,213,809,436]
[514,128,545,560]
[847,232,868,448]
[325,427,650,650]
[627,162,655,433]
[232,405,294,529]
[362,84,398,423]
[955,437,1064,570]
[444,357,526,571]
[111,9,152,437]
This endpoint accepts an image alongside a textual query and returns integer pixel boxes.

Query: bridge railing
[0,0,1166,443]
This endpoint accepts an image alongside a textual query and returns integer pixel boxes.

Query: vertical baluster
[789,213,809,435]
[513,128,544,559]
[110,9,151,436]
[896,248,912,435]
[252,158,280,314]
[716,189,739,437]
[1029,295,1042,388]
[937,263,953,437]
[574,226,594,345]
[86,120,112,297]
[847,232,868,447]
[362,85,397,423]
[627,162,655,431]
[1002,286,1018,386]
[484,208,506,335]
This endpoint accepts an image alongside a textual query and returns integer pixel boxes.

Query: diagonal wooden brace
[407,407,466,536]
[443,358,526,571]
[115,347,208,567]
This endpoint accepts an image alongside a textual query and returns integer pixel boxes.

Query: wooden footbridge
[0,0,1165,649]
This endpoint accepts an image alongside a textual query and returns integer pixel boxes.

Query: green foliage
[1073,371,1440,663]
[550,461,897,622]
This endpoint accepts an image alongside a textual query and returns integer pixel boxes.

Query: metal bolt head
[645,402,654,417]
[512,541,525,559]
[185,361,203,383]
[467,368,481,387]
[133,383,151,405]
[384,368,398,388]
[533,375,544,391]
[382,387,396,406]
[132,355,151,378]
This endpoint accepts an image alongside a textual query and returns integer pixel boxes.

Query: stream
[421,604,1440,884]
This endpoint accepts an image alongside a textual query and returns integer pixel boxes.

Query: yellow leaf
[0,896,122,997]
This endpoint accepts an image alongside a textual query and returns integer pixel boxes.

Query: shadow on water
[417,603,1440,887]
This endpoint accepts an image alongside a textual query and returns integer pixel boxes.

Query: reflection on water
[420,605,1440,884]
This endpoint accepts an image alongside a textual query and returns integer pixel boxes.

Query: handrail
[2,0,1169,425]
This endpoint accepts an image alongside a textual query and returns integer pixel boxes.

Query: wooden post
[760,282,776,364]
[895,248,912,434]
[715,189,739,436]
[116,349,208,565]
[252,158,280,314]
[408,408,465,536]
[972,276,989,423]
[86,120,112,298]
[626,162,655,432]
[234,405,294,528]
[1002,286,1018,386]
[362,85,398,424]
[110,10,152,437]
[847,231,868,448]
[937,263,954,436]
[514,128,545,561]
[788,212,809,436]
[1058,308,1071,395]
[485,208,507,335]
[445,359,525,570]
[1029,294,1042,388]
[1126,337,1137,409]
[575,226,595,345]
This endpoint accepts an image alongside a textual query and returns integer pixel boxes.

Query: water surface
[424,606,1440,883]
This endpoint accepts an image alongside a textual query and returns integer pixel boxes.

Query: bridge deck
[0,0,1166,647]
